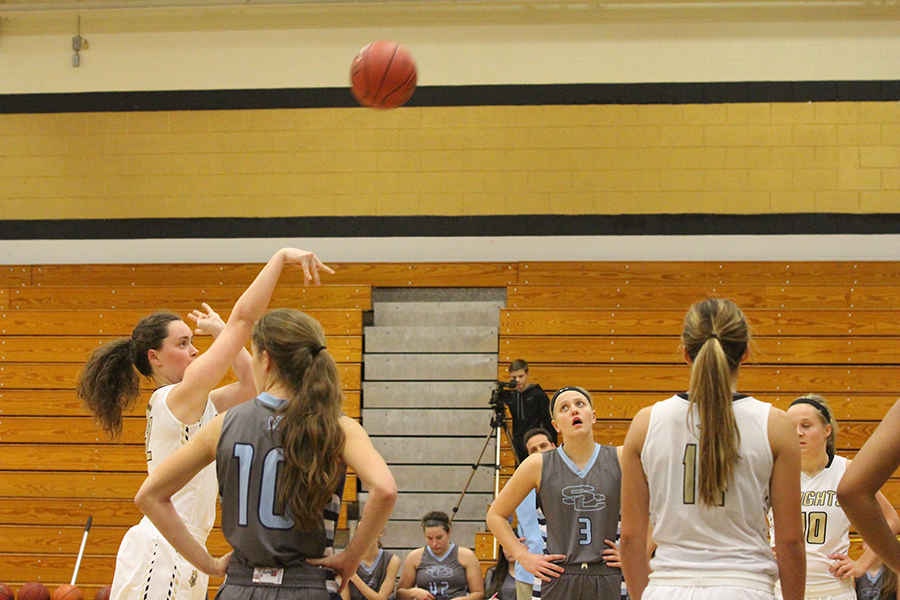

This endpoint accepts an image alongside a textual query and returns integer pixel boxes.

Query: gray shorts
[540,569,621,600]
[214,563,337,600]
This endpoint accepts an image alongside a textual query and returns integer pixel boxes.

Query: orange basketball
[51,584,84,600]
[94,585,111,600]
[0,583,14,600]
[350,40,417,109]
[18,582,50,600]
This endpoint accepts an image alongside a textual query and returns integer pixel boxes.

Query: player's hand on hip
[602,539,622,568]
[210,551,232,578]
[827,552,856,580]
[307,553,358,592]
[520,551,566,581]
[282,248,335,285]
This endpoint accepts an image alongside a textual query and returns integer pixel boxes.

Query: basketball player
[619,298,806,600]
[486,387,623,600]
[839,399,900,576]
[136,247,397,599]
[340,530,401,600]
[779,395,899,600]
[79,302,271,598]
[395,511,485,600]
[514,428,556,600]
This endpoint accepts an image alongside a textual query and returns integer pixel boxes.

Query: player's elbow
[134,485,153,514]
[134,478,167,517]
[369,475,398,509]
[836,477,861,513]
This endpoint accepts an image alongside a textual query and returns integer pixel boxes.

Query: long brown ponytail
[77,312,180,438]
[682,298,749,507]
[252,308,345,530]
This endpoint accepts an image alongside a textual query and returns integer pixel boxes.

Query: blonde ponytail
[682,299,749,507]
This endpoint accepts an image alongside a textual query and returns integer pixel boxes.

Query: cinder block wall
[1,101,897,221]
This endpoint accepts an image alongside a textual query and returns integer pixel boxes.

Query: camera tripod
[449,383,519,526]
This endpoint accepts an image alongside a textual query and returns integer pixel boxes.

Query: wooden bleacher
[2,260,899,592]
[0,270,371,598]
[481,263,900,570]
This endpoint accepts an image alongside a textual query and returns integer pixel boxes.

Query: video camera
[490,379,517,411]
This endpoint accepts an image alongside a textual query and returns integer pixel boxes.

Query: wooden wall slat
[0,335,362,364]
[508,284,900,310]
[501,336,900,365]
[9,285,372,311]
[0,498,146,527]
[0,472,357,502]
[0,362,361,390]
[495,364,900,394]
[0,525,229,555]
[0,309,363,336]
[0,498,351,531]
[0,266,31,287]
[501,309,900,336]
[32,263,518,287]
[582,421,899,452]
[0,390,361,418]
[0,401,363,442]
[0,555,226,593]
[563,392,900,421]
[0,444,145,470]
[516,261,900,285]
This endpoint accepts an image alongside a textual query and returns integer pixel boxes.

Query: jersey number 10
[233,443,294,530]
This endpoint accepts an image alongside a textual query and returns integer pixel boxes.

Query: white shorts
[776,584,856,600]
[644,586,776,600]
[110,517,210,600]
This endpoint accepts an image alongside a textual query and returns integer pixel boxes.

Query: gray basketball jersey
[415,544,469,599]
[350,549,395,600]
[537,444,621,565]
[856,567,885,600]
[217,393,345,568]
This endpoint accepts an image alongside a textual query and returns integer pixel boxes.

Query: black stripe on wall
[1,213,897,240]
[2,81,900,113]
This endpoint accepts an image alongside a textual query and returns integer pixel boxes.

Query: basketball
[51,585,84,600]
[18,582,50,600]
[94,585,111,600]
[0,583,13,600]
[350,40,417,109]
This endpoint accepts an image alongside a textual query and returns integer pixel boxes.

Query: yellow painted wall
[1,102,898,220]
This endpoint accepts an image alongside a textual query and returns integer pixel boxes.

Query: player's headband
[422,519,448,529]
[550,386,593,414]
[789,397,831,421]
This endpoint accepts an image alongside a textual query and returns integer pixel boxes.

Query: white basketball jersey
[145,384,218,534]
[642,394,777,587]
[771,455,852,593]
